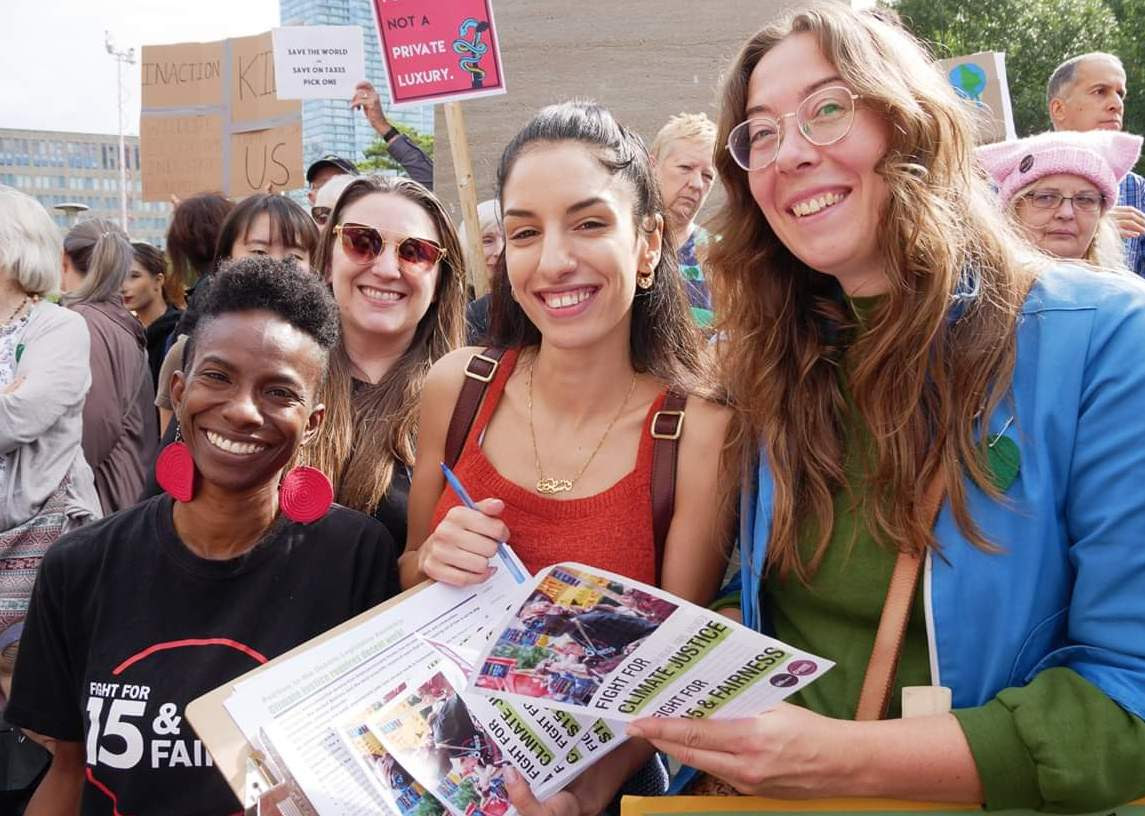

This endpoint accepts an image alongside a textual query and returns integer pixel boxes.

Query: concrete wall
[432,0,792,220]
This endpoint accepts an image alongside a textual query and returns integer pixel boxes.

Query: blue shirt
[1119,170,1145,277]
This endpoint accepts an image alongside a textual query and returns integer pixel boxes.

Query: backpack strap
[650,389,687,583]
[443,347,507,469]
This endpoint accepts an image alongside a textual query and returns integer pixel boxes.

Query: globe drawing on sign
[949,62,988,102]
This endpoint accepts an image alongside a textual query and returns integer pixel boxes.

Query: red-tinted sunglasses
[333,223,446,271]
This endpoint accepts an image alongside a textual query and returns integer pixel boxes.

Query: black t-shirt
[5,494,400,815]
[144,305,182,393]
[350,378,412,547]
[373,462,411,547]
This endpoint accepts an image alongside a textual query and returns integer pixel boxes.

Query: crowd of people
[1,8,1143,815]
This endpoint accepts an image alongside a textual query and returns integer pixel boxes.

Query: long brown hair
[297,176,466,513]
[711,5,1038,580]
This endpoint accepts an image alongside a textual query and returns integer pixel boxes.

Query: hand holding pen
[414,463,525,586]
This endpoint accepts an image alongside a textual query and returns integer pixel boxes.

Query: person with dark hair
[61,219,157,515]
[293,175,466,546]
[154,193,319,433]
[126,241,182,391]
[7,257,401,815]
[403,101,734,813]
[163,192,234,309]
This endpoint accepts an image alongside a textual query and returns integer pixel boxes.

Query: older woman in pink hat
[978,130,1142,269]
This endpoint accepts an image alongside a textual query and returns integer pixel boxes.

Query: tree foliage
[358,123,435,174]
[885,0,1143,170]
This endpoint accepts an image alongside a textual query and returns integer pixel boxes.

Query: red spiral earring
[279,466,334,524]
[155,425,196,503]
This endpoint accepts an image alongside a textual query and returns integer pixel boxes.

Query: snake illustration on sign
[373,0,506,106]
[453,18,490,89]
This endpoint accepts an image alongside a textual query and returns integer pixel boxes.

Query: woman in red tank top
[400,101,735,816]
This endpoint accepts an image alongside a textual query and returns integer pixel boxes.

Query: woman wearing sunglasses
[295,176,465,547]
[402,101,734,815]
[626,5,1145,810]
[977,129,1141,269]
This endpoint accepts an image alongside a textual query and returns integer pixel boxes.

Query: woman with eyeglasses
[977,129,1141,269]
[626,5,1145,810]
[293,176,466,547]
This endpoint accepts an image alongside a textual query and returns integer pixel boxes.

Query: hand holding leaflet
[466,564,833,722]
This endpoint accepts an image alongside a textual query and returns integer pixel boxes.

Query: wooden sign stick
[444,101,487,296]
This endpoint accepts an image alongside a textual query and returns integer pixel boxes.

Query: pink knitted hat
[976,130,1142,208]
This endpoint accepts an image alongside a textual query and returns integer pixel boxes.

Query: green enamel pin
[986,416,1020,492]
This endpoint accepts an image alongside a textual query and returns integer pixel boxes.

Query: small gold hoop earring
[636,269,655,290]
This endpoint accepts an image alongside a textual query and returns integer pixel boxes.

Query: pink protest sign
[373,0,506,107]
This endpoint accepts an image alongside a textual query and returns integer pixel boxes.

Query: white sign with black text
[272,25,365,100]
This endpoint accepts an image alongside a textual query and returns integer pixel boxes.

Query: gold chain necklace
[528,360,637,495]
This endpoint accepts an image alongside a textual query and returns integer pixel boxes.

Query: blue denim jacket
[737,263,1145,722]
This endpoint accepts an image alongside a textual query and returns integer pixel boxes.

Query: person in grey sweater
[0,187,101,534]
[0,191,100,789]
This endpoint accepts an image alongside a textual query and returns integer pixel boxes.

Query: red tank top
[429,348,665,583]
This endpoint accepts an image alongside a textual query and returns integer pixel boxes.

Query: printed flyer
[467,564,833,721]
[356,646,626,816]
[335,689,445,816]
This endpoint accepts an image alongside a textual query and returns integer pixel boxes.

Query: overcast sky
[0,0,279,136]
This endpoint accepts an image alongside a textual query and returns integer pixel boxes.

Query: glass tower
[279,0,434,170]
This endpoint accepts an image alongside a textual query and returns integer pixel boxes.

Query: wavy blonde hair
[710,4,1039,580]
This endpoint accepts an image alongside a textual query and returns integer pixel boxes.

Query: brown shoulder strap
[854,470,948,721]
[650,389,687,584]
[443,347,507,469]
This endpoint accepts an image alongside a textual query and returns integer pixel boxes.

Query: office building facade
[280,0,434,172]
[0,128,171,246]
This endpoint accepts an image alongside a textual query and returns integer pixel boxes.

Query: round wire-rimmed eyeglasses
[726,85,861,171]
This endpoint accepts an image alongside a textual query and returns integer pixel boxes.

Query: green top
[763,295,1145,811]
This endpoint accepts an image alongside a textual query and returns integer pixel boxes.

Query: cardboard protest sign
[140,31,302,201]
[938,51,1016,144]
[372,0,506,107]
[272,26,365,100]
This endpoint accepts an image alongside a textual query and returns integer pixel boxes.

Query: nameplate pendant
[536,478,574,495]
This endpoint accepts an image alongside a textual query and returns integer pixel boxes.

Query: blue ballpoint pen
[439,462,526,584]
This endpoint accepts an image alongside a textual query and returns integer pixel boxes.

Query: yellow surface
[621,796,1145,816]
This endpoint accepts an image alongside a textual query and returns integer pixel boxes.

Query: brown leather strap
[650,390,687,583]
[443,347,507,469]
[854,470,947,721]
